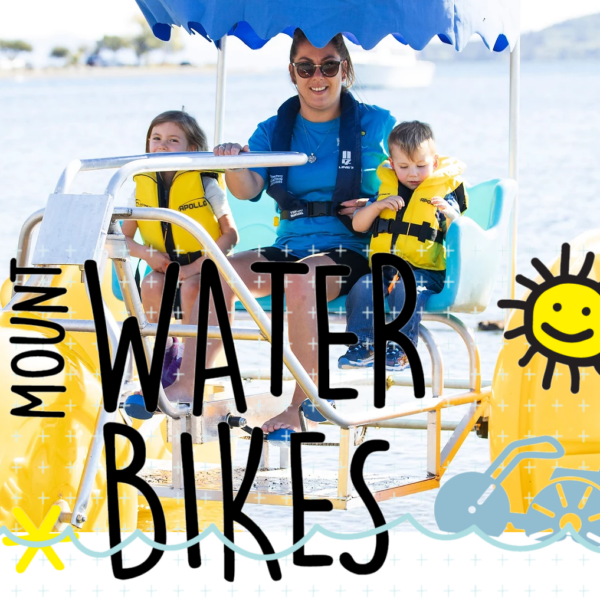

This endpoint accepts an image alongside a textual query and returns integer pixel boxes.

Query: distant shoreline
[0,64,218,81]
[1,57,596,84]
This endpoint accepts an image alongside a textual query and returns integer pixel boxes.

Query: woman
[165,29,396,433]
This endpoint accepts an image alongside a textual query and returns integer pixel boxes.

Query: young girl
[122,110,238,386]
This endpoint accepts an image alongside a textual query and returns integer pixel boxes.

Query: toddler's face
[389,143,439,190]
[149,122,194,153]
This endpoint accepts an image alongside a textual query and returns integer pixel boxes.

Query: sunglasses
[291,60,343,79]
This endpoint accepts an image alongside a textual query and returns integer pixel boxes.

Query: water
[1,61,598,531]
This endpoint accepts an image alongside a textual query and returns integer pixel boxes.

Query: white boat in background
[351,42,435,89]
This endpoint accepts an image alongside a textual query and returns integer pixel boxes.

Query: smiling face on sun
[532,282,600,359]
[499,243,600,394]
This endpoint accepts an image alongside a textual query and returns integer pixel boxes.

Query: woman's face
[289,40,347,115]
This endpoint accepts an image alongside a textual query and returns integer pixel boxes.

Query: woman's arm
[214,143,265,200]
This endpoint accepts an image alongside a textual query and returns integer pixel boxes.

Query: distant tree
[50,46,70,59]
[131,17,163,65]
[90,35,130,65]
[98,35,130,54]
[70,45,90,66]
[0,39,33,60]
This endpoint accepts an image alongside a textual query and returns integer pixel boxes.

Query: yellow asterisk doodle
[2,505,78,573]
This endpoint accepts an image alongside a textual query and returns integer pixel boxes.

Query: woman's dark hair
[145,110,209,153]
[289,29,355,91]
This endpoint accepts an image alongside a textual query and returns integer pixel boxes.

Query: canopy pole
[507,36,520,301]
[214,35,228,146]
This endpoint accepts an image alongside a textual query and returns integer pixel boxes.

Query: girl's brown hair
[145,110,209,153]
[289,29,355,92]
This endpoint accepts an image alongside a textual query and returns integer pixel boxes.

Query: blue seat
[424,178,516,313]
[232,179,516,316]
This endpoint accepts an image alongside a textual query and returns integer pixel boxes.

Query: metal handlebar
[54,151,307,195]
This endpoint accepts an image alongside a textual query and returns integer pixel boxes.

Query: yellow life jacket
[133,171,222,255]
[369,156,468,271]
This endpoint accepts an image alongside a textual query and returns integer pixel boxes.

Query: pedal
[123,394,153,420]
[266,429,294,447]
[301,398,336,423]
[166,389,234,444]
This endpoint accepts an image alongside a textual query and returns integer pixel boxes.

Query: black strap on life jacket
[453,182,468,213]
[280,201,332,221]
[372,181,446,247]
[156,172,212,264]
[266,93,363,233]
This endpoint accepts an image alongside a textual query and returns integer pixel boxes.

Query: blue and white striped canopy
[135,0,520,52]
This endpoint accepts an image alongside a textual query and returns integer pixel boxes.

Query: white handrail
[105,153,306,197]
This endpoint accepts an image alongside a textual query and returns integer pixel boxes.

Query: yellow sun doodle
[2,505,77,573]
[499,243,600,393]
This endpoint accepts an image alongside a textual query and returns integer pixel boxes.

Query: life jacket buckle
[417,222,435,244]
[307,202,332,218]
[374,218,393,236]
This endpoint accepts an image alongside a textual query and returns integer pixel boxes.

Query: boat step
[139,467,438,509]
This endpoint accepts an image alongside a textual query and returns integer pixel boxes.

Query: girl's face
[148,122,195,153]
[289,40,347,115]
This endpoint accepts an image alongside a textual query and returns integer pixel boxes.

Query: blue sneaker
[338,344,374,369]
[386,343,410,372]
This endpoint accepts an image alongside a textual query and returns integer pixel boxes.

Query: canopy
[135,0,520,52]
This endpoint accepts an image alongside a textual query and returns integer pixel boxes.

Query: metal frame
[508,35,520,301]
[8,152,491,514]
[214,36,228,146]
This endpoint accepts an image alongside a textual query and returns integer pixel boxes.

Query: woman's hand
[145,250,172,273]
[338,198,369,217]
[215,143,265,200]
[431,196,460,223]
[213,143,250,157]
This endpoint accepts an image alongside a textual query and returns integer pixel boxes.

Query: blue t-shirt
[248,101,396,258]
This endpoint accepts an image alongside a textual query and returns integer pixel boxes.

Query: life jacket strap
[280,201,333,221]
[171,250,204,266]
[373,217,444,245]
